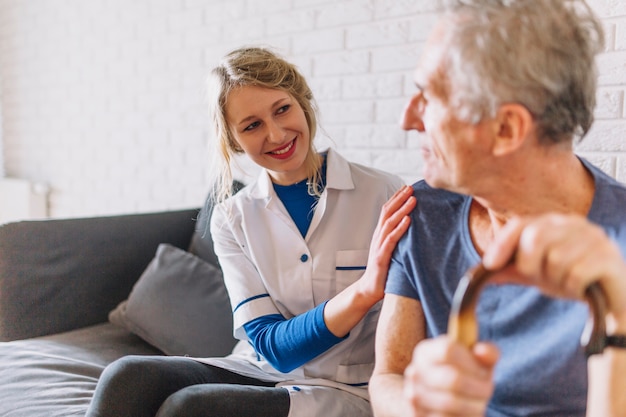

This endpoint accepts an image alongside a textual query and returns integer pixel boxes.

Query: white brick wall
[0,0,624,218]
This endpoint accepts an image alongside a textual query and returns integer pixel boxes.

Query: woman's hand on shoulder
[358,185,417,304]
[324,185,416,338]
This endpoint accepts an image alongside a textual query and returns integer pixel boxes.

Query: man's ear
[492,103,534,157]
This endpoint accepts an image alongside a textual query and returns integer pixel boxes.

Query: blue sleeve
[243,301,346,373]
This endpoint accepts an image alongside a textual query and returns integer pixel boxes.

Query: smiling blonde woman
[85,46,416,417]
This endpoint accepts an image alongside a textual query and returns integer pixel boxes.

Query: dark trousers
[85,355,290,417]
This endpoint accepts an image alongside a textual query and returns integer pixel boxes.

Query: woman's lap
[85,355,289,417]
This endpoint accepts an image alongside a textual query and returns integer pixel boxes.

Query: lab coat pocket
[335,249,369,291]
[335,362,375,385]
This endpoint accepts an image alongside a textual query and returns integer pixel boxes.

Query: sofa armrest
[0,208,199,341]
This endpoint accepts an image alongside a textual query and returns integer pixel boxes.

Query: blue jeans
[86,355,290,417]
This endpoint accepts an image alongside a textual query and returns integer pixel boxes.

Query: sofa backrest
[0,209,198,341]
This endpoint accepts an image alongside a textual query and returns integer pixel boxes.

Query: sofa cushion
[0,209,198,341]
[188,180,245,267]
[187,199,220,267]
[109,243,237,357]
[0,323,160,417]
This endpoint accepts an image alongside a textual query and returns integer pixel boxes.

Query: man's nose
[401,94,425,132]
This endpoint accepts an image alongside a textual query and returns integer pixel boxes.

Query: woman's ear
[492,103,534,157]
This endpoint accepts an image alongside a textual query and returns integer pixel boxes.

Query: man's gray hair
[439,0,605,144]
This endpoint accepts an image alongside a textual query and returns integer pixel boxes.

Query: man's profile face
[403,19,494,195]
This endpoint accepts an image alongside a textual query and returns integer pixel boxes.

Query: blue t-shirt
[386,158,626,417]
[273,153,327,238]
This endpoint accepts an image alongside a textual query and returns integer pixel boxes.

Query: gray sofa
[0,201,239,416]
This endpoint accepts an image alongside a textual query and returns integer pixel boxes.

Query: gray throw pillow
[109,243,237,357]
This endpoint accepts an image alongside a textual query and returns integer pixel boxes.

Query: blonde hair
[206,46,322,204]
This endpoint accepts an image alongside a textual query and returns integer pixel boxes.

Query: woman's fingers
[372,185,416,253]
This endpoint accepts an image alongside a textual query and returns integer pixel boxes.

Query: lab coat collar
[249,148,355,201]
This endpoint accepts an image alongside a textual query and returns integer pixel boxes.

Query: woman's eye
[244,121,260,131]
[277,104,290,114]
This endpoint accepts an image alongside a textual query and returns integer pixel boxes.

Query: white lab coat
[200,148,404,417]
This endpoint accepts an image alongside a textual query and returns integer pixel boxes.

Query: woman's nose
[267,120,286,143]
[401,94,425,132]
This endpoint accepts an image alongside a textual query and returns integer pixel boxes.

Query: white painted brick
[151,146,186,171]
[577,120,626,152]
[118,112,153,131]
[347,20,411,49]
[1,0,625,219]
[309,77,342,101]
[297,0,336,7]
[135,14,170,40]
[247,0,293,15]
[372,148,423,180]
[221,17,266,43]
[204,44,240,68]
[257,37,292,55]
[318,100,374,124]
[343,124,405,148]
[137,91,169,113]
[183,22,222,49]
[266,10,316,36]
[120,39,154,65]
[205,0,246,23]
[148,71,183,93]
[168,87,204,116]
[169,8,204,33]
[316,1,374,28]
[149,0,185,16]
[315,131,337,152]
[287,54,314,78]
[596,88,624,119]
[108,59,137,83]
[597,51,626,85]
[407,13,439,42]
[342,73,404,99]
[587,0,626,19]
[313,50,369,76]
[137,129,170,147]
[373,0,439,19]
[371,44,420,73]
[603,22,616,52]
[615,19,626,51]
[182,107,211,130]
[375,97,410,124]
[292,28,345,54]
[339,148,373,168]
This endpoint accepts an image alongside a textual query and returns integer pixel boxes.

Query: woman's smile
[268,139,297,159]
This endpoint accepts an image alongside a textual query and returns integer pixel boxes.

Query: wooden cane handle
[448,263,608,357]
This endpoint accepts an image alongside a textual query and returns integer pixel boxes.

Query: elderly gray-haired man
[369,1,626,416]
